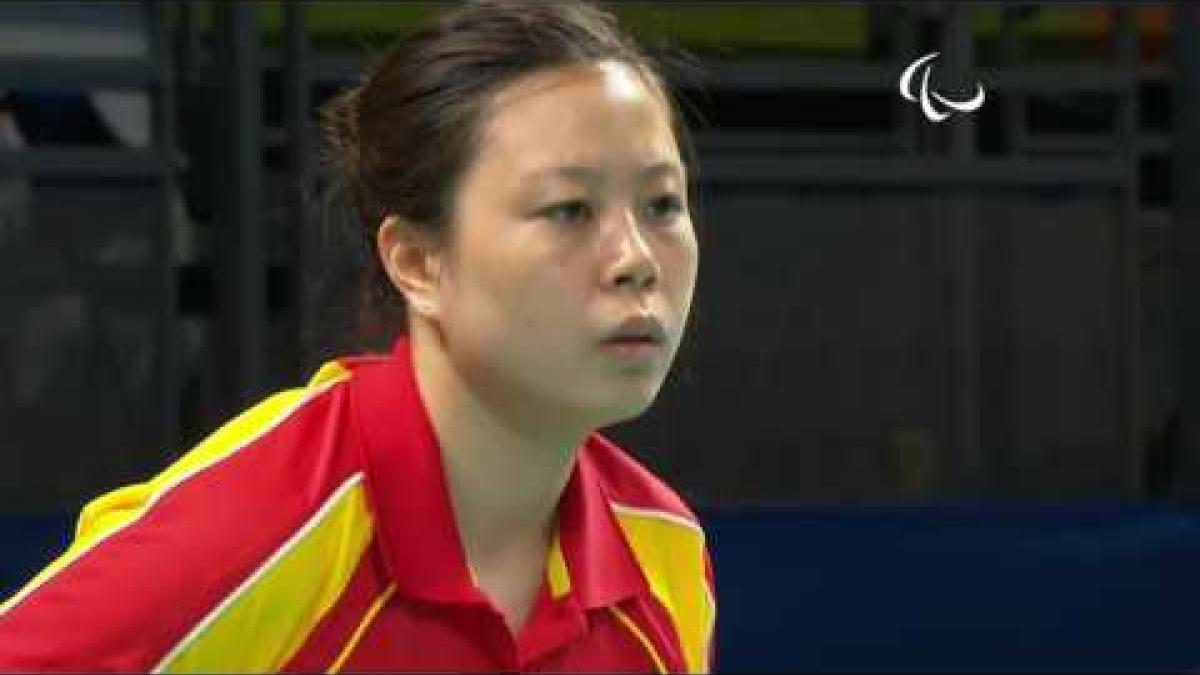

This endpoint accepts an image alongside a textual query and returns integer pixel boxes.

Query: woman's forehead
[487,60,658,113]
[475,62,680,175]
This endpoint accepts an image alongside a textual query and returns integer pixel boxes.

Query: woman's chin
[588,383,664,429]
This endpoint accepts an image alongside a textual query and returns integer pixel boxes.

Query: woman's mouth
[600,336,663,360]
[600,315,667,361]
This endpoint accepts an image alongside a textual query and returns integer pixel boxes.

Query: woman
[0,0,714,671]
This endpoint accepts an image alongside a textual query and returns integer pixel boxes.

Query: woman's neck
[409,326,585,565]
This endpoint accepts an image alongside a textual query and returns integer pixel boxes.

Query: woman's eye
[540,200,592,225]
[644,194,684,222]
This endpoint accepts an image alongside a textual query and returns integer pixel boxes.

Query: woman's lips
[600,314,667,362]
[600,336,663,360]
[605,315,667,343]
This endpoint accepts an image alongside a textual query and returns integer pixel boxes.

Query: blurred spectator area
[0,3,1190,509]
[0,2,185,511]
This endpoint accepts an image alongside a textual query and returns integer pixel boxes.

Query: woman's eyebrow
[530,165,603,185]
[526,162,682,185]
[638,162,683,181]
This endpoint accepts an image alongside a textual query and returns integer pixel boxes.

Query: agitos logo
[899,52,986,123]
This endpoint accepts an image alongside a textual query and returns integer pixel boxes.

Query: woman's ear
[376,215,442,318]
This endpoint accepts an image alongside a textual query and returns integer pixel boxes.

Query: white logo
[899,52,986,123]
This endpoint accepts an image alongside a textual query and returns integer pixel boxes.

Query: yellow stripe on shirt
[611,503,715,674]
[609,605,669,674]
[154,474,374,673]
[546,531,572,599]
[327,583,397,674]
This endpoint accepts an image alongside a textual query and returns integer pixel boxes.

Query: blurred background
[2,2,1200,671]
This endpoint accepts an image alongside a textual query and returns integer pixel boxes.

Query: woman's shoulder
[582,433,702,532]
[0,357,381,671]
[74,355,371,583]
[167,358,360,495]
[183,352,396,490]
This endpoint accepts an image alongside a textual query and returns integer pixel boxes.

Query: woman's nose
[605,207,659,292]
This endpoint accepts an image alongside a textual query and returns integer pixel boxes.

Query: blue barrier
[1,512,71,598]
[3,505,1198,671]
[701,504,1200,672]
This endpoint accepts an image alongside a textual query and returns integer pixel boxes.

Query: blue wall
[1,512,71,599]
[4,505,1199,671]
[702,504,1200,672]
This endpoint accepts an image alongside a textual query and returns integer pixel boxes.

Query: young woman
[0,1,715,671]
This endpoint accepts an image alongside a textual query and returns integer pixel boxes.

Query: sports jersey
[0,335,716,672]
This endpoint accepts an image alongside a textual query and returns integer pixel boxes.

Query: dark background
[2,2,1199,671]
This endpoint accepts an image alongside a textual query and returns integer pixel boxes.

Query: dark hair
[312,0,697,357]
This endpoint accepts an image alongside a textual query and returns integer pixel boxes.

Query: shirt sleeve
[0,368,357,672]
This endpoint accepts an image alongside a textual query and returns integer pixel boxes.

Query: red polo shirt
[0,336,716,673]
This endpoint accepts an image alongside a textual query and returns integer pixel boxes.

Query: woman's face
[432,60,698,433]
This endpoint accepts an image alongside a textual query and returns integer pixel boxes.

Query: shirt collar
[351,335,648,608]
